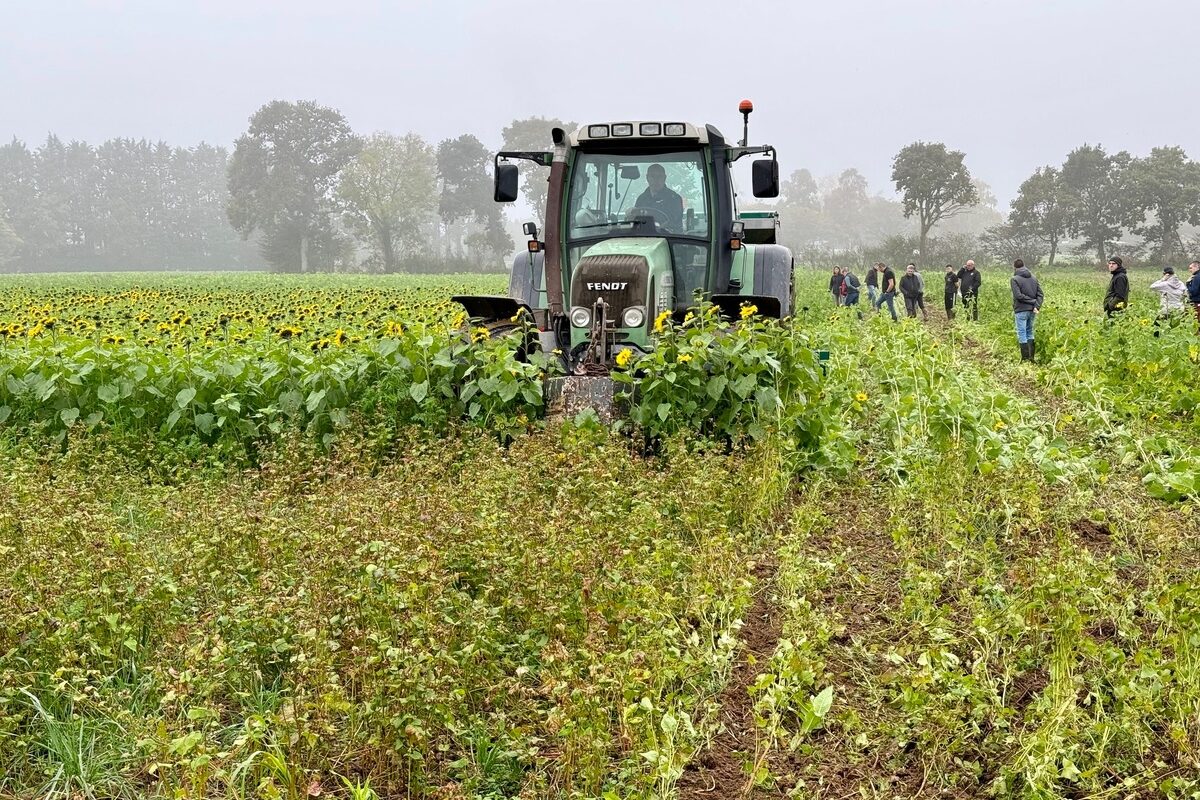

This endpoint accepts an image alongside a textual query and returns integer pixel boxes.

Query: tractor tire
[751,245,795,317]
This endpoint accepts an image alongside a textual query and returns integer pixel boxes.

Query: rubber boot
[1019,341,1031,361]
[1029,339,1035,362]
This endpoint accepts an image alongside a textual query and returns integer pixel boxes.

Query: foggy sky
[3,0,1197,208]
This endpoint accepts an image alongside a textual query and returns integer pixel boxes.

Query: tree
[891,141,979,264]
[437,134,513,266]
[337,132,437,273]
[227,100,360,272]
[0,201,20,269]
[1125,146,1200,263]
[980,223,1049,267]
[1010,166,1068,266]
[824,168,870,248]
[781,168,820,210]
[1059,144,1131,266]
[500,116,576,220]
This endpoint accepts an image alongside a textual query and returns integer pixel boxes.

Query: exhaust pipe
[543,127,569,323]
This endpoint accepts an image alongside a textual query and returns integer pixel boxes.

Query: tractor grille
[569,254,649,321]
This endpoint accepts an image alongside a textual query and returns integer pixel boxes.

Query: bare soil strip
[676,561,786,800]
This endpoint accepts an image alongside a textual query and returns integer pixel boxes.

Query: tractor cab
[453,102,794,409]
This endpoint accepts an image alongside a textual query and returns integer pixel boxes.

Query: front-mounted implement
[455,101,795,421]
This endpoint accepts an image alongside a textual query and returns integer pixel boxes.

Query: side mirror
[522,222,539,237]
[494,163,519,203]
[752,158,779,198]
[620,165,641,180]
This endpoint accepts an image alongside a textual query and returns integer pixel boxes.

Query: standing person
[912,264,929,320]
[1188,261,1200,331]
[1149,266,1187,317]
[943,264,959,319]
[842,267,862,319]
[958,260,982,320]
[1010,258,1044,362]
[899,264,923,318]
[830,266,845,306]
[873,262,898,321]
[865,262,879,305]
[1104,256,1130,317]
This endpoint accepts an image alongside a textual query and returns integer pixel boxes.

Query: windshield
[567,150,709,240]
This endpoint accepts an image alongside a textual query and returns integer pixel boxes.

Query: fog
[4,0,1196,205]
[2,0,1198,273]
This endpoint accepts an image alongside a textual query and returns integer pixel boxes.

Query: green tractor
[453,101,793,419]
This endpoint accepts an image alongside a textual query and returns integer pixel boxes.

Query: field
[1,268,1199,799]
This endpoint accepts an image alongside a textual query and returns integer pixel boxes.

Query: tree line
[0,100,578,274]
[777,141,1200,270]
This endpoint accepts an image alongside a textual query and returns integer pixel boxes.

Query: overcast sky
[2,0,1196,208]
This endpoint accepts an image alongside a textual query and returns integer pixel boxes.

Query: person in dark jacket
[865,262,879,305]
[899,264,923,318]
[957,260,982,320]
[943,264,959,319]
[1187,260,1200,331]
[830,266,845,306]
[1104,256,1130,317]
[1010,259,1044,361]
[873,262,898,321]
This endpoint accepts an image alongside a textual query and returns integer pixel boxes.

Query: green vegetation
[1,269,1197,798]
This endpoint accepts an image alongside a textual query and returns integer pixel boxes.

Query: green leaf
[305,388,327,413]
[0,405,10,424]
[175,387,197,409]
[97,383,120,403]
[168,731,204,756]
[810,685,834,718]
[657,402,671,422]
[60,407,80,426]
[706,375,728,400]
[732,374,757,399]
[409,381,429,403]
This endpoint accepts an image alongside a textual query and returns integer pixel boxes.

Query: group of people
[1108,257,1200,327]
[827,257,1200,363]
[828,260,983,322]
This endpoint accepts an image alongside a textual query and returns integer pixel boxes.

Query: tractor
[453,101,794,419]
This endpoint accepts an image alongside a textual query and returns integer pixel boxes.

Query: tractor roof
[570,121,710,146]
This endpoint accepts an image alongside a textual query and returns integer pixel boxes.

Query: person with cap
[1010,258,1044,362]
[1188,260,1200,331]
[1104,256,1130,317]
[1149,266,1187,317]
[943,264,960,320]
[957,260,982,320]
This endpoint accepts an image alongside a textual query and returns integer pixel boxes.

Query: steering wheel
[625,206,673,231]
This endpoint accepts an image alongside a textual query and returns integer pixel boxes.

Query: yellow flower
[676,352,693,364]
[683,311,695,324]
[740,303,758,320]
[615,348,634,368]
[471,326,491,343]
[653,310,671,333]
[993,421,1007,431]
[855,392,868,402]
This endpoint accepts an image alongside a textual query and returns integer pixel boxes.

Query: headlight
[570,307,591,328]
[664,123,686,136]
[639,122,661,136]
[622,306,646,328]
[587,124,609,138]
[611,123,633,136]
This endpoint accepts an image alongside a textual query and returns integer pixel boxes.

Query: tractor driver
[633,164,683,231]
